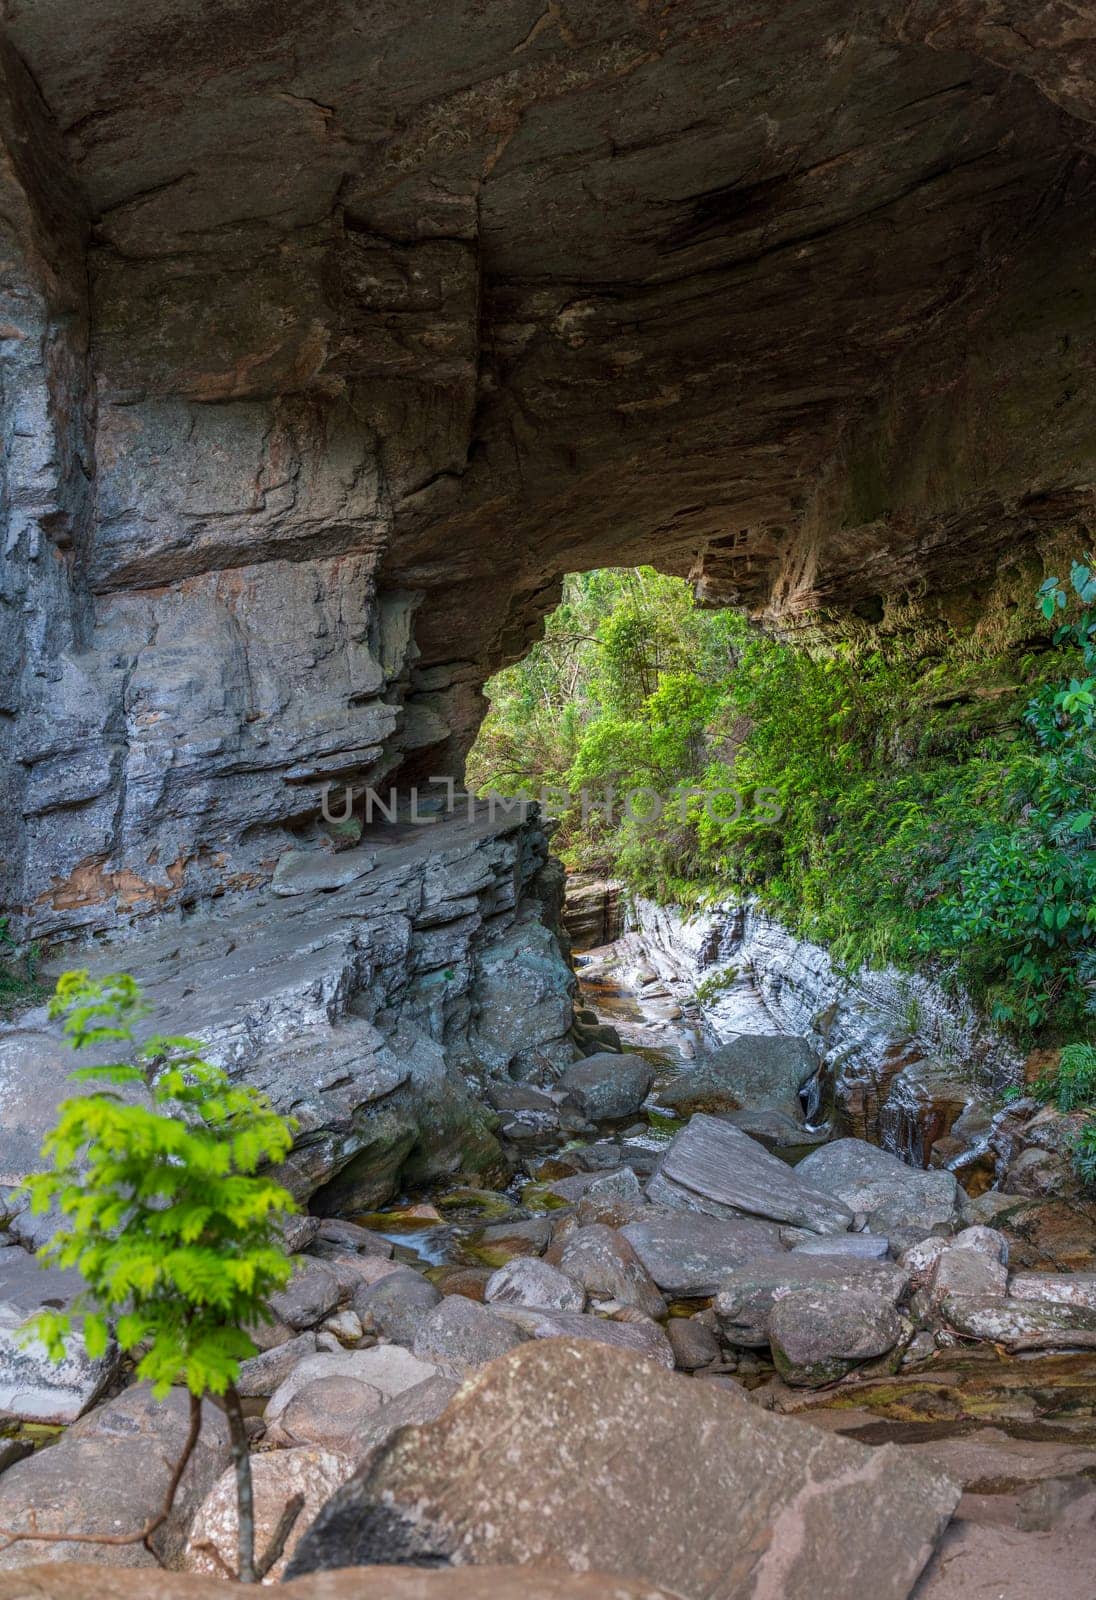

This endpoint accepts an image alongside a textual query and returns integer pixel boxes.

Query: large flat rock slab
[287,1339,960,1599]
[0,1565,679,1600]
[620,1211,787,1297]
[648,1113,855,1234]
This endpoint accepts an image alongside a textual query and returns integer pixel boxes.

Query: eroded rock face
[0,809,577,1213]
[3,8,1096,938]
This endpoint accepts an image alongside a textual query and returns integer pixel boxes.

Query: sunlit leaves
[22,970,297,1398]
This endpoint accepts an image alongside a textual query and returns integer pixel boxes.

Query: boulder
[265,1347,439,1434]
[286,1340,959,1598]
[665,1315,720,1370]
[490,1306,675,1367]
[550,1226,666,1320]
[942,1296,1096,1351]
[344,1375,462,1461]
[927,1248,1008,1308]
[485,1256,586,1312]
[184,1446,354,1581]
[0,1563,681,1599]
[466,1216,554,1268]
[354,1268,442,1345]
[950,1225,1009,1264]
[0,1384,231,1570]
[0,1303,118,1424]
[557,1054,653,1123]
[268,1257,344,1330]
[411,1296,527,1372]
[620,1211,786,1297]
[266,1373,389,1450]
[236,1332,317,1398]
[314,1218,393,1256]
[795,1139,964,1239]
[768,1287,906,1386]
[715,1257,909,1347]
[657,1035,817,1120]
[322,1309,363,1343]
[647,1116,854,1235]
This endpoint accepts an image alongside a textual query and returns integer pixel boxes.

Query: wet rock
[557,1054,653,1123]
[715,1257,909,1347]
[466,1216,554,1267]
[354,1268,442,1345]
[411,1296,527,1372]
[314,1219,393,1256]
[648,1115,854,1234]
[185,1446,354,1581]
[433,1266,492,1302]
[719,1108,828,1158]
[265,1347,439,1436]
[236,1331,317,1398]
[268,1257,344,1330]
[620,1212,786,1298]
[658,1034,817,1121]
[546,1167,639,1205]
[942,1296,1096,1350]
[665,1315,720,1371]
[550,1226,666,1320]
[0,1384,231,1569]
[490,1306,675,1368]
[286,1339,959,1596]
[1010,1272,1096,1311]
[795,1139,964,1240]
[791,1234,891,1260]
[485,1256,586,1312]
[266,1373,387,1450]
[768,1288,906,1386]
[0,1304,118,1424]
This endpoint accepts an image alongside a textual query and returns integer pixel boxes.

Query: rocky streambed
[0,823,1094,1596]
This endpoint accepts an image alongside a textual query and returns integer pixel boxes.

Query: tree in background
[469,561,1096,1044]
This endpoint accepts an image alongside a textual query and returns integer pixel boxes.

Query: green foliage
[24,970,297,1399]
[0,917,48,1020]
[470,558,1096,1044]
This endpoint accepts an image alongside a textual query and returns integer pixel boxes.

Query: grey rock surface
[620,1212,787,1297]
[354,1269,443,1346]
[768,1287,906,1386]
[557,1054,653,1123]
[551,1225,666,1320]
[484,1256,586,1313]
[796,1139,965,1239]
[411,1296,527,1373]
[0,1384,231,1570]
[286,1339,959,1597]
[648,1115,855,1235]
[715,1257,909,1347]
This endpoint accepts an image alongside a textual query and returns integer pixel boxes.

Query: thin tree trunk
[224,1384,256,1583]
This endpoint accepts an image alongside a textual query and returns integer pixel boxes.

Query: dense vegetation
[468,559,1096,1044]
